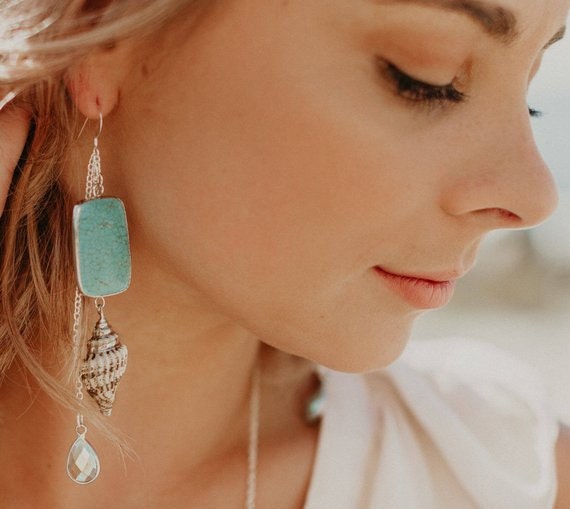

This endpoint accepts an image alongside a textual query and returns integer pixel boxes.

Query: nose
[441,111,558,231]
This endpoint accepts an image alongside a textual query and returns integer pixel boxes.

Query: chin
[289,316,416,375]
[325,332,411,374]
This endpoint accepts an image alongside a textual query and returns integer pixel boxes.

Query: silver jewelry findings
[67,112,131,484]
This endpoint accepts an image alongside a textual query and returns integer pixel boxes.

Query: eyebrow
[380,0,565,47]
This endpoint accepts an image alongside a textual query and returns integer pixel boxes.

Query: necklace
[245,363,325,509]
[246,361,260,509]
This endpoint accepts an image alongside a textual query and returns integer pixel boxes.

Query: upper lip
[375,266,468,283]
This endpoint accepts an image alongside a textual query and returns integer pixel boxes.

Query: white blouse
[304,337,560,509]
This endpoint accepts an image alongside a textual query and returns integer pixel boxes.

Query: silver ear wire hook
[76,117,89,140]
[76,112,103,143]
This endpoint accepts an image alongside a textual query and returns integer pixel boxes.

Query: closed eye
[377,59,466,106]
[377,58,544,119]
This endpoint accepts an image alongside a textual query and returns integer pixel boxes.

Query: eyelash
[528,107,543,118]
[378,59,542,118]
[381,60,466,105]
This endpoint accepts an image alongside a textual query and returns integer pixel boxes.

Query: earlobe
[65,61,118,119]
[64,42,133,119]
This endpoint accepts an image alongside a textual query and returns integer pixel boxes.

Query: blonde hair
[0,0,208,436]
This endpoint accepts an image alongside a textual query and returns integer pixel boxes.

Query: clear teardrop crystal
[66,436,100,484]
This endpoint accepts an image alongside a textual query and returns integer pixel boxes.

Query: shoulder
[342,337,560,508]
[383,337,559,429]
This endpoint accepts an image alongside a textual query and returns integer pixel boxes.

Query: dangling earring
[66,112,132,484]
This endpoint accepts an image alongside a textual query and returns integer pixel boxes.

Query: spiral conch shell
[81,310,128,416]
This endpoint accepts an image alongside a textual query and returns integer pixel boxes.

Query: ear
[64,41,135,119]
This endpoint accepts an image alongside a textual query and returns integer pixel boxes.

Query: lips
[374,266,458,309]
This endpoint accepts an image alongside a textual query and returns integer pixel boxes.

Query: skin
[0,0,569,507]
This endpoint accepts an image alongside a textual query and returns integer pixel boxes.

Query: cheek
[120,3,433,370]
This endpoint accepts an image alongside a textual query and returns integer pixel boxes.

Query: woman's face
[94,0,568,371]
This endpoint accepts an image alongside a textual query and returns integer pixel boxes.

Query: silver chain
[71,286,84,401]
[246,361,260,509]
[84,112,104,201]
[71,286,89,440]
[71,287,82,353]
[85,139,104,200]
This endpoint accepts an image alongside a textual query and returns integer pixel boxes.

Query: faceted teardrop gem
[72,197,131,298]
[66,436,100,484]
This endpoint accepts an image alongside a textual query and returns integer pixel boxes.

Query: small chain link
[94,296,106,313]
[75,414,87,437]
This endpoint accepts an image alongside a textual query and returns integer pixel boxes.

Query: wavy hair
[0,0,209,439]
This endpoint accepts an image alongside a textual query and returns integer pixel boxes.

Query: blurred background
[411,29,570,425]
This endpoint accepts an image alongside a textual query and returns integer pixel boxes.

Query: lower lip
[374,267,456,309]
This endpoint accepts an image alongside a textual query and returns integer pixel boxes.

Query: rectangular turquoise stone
[73,197,131,298]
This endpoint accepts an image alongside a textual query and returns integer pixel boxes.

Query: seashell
[81,310,128,416]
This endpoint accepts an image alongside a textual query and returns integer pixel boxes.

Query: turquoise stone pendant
[72,197,131,298]
[66,435,100,484]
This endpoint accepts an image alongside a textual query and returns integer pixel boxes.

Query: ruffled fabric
[304,338,560,509]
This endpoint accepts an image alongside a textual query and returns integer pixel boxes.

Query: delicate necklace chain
[246,363,326,508]
[246,361,261,509]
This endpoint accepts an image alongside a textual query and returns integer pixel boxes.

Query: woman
[0,0,569,507]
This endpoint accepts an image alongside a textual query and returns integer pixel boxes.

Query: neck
[87,246,315,473]
[0,245,317,504]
